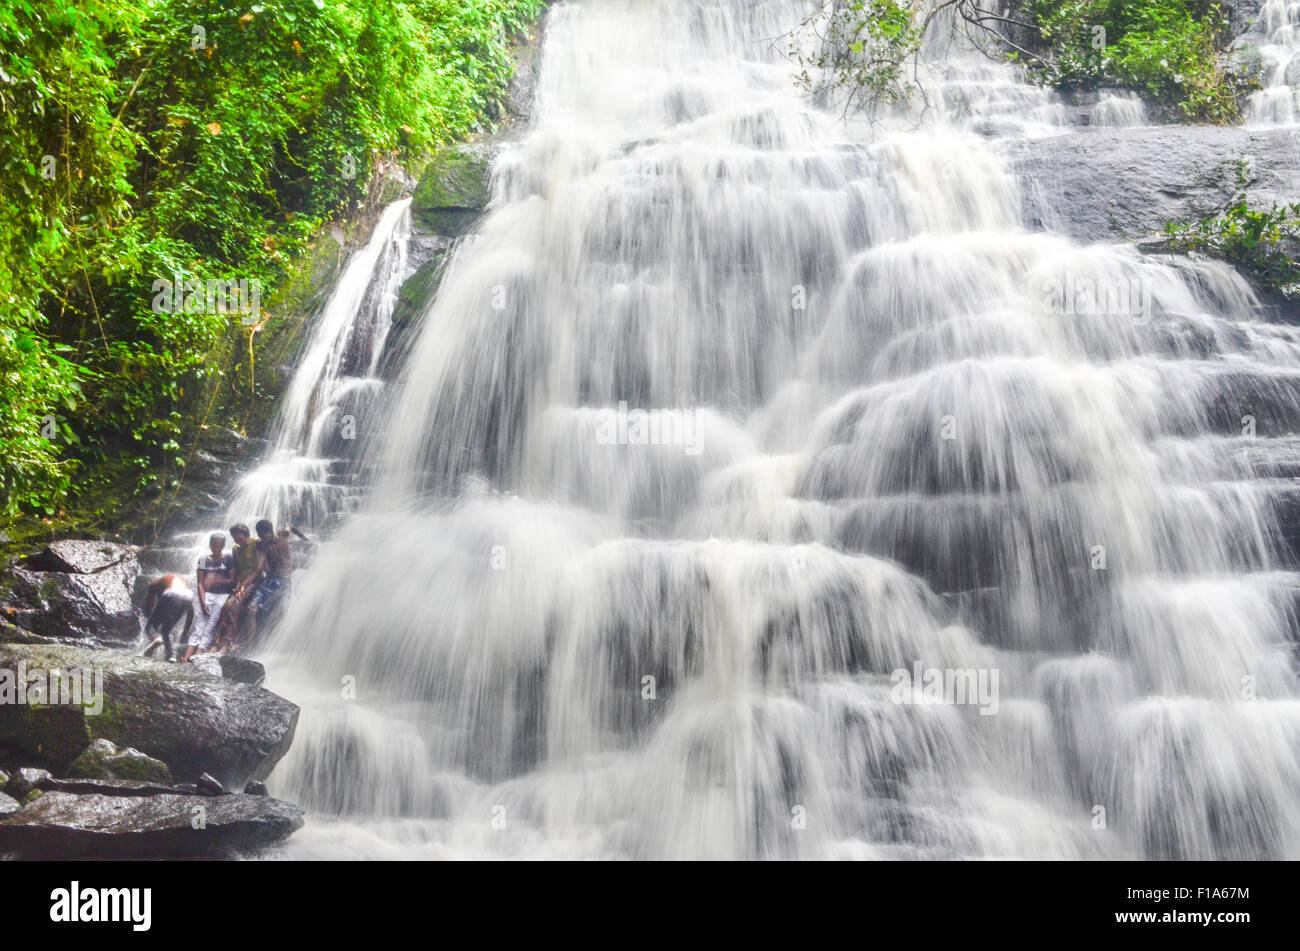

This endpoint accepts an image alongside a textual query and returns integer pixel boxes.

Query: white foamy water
[1246,0,1300,125]
[226,198,413,531]
[242,0,1300,859]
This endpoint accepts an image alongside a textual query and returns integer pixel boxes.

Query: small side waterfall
[1246,0,1300,125]
[239,0,1300,860]
[1091,91,1148,127]
[227,199,413,531]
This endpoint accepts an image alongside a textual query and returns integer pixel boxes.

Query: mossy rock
[411,144,494,235]
[393,253,451,327]
[1,702,92,773]
[68,738,173,785]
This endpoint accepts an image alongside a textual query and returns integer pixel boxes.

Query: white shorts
[190,592,229,650]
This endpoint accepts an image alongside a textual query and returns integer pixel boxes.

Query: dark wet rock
[377,248,454,382]
[0,791,18,816]
[0,643,299,790]
[219,655,267,687]
[187,653,223,679]
[1006,125,1300,244]
[2,541,141,644]
[24,541,136,575]
[0,615,60,646]
[178,652,266,686]
[5,767,51,800]
[68,738,173,785]
[411,144,494,235]
[197,773,226,796]
[198,426,253,460]
[392,252,452,329]
[245,781,268,797]
[0,790,305,859]
[504,13,548,126]
[36,775,188,797]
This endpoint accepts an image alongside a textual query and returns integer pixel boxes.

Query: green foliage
[0,0,540,517]
[1163,166,1300,294]
[1021,0,1244,121]
[792,0,1245,123]
[791,0,923,115]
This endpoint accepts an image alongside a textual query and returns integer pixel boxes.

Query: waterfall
[1246,0,1300,125]
[1091,91,1148,127]
[226,199,413,531]
[252,0,1300,859]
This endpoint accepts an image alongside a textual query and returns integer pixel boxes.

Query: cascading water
[1090,91,1148,127]
[250,0,1300,859]
[226,199,413,532]
[1246,0,1300,125]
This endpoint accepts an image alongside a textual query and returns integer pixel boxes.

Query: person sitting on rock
[215,523,259,652]
[185,532,235,663]
[142,574,194,663]
[238,519,293,645]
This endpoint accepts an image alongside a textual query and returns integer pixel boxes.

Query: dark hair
[255,519,274,537]
[209,532,226,547]
[229,523,250,539]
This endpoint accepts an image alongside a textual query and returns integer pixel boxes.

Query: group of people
[142,520,295,663]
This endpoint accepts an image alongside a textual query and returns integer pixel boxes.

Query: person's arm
[180,603,194,639]
[196,562,209,614]
[239,553,268,595]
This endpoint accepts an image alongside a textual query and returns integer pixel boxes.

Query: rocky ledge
[0,776,302,859]
[1004,124,1300,245]
[0,544,305,858]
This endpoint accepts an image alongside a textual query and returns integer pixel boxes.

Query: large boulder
[411,144,494,235]
[1005,125,1300,244]
[0,643,299,791]
[2,541,141,644]
[0,790,304,859]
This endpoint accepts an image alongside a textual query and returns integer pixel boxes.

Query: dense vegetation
[1019,0,1245,121]
[0,0,541,519]
[793,0,1249,122]
[1162,165,1300,295]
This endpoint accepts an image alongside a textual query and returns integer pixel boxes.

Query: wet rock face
[504,11,548,127]
[4,767,52,800]
[411,144,495,235]
[25,541,134,575]
[1005,125,1300,244]
[0,643,299,791]
[0,790,304,859]
[2,541,141,645]
[190,653,267,687]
